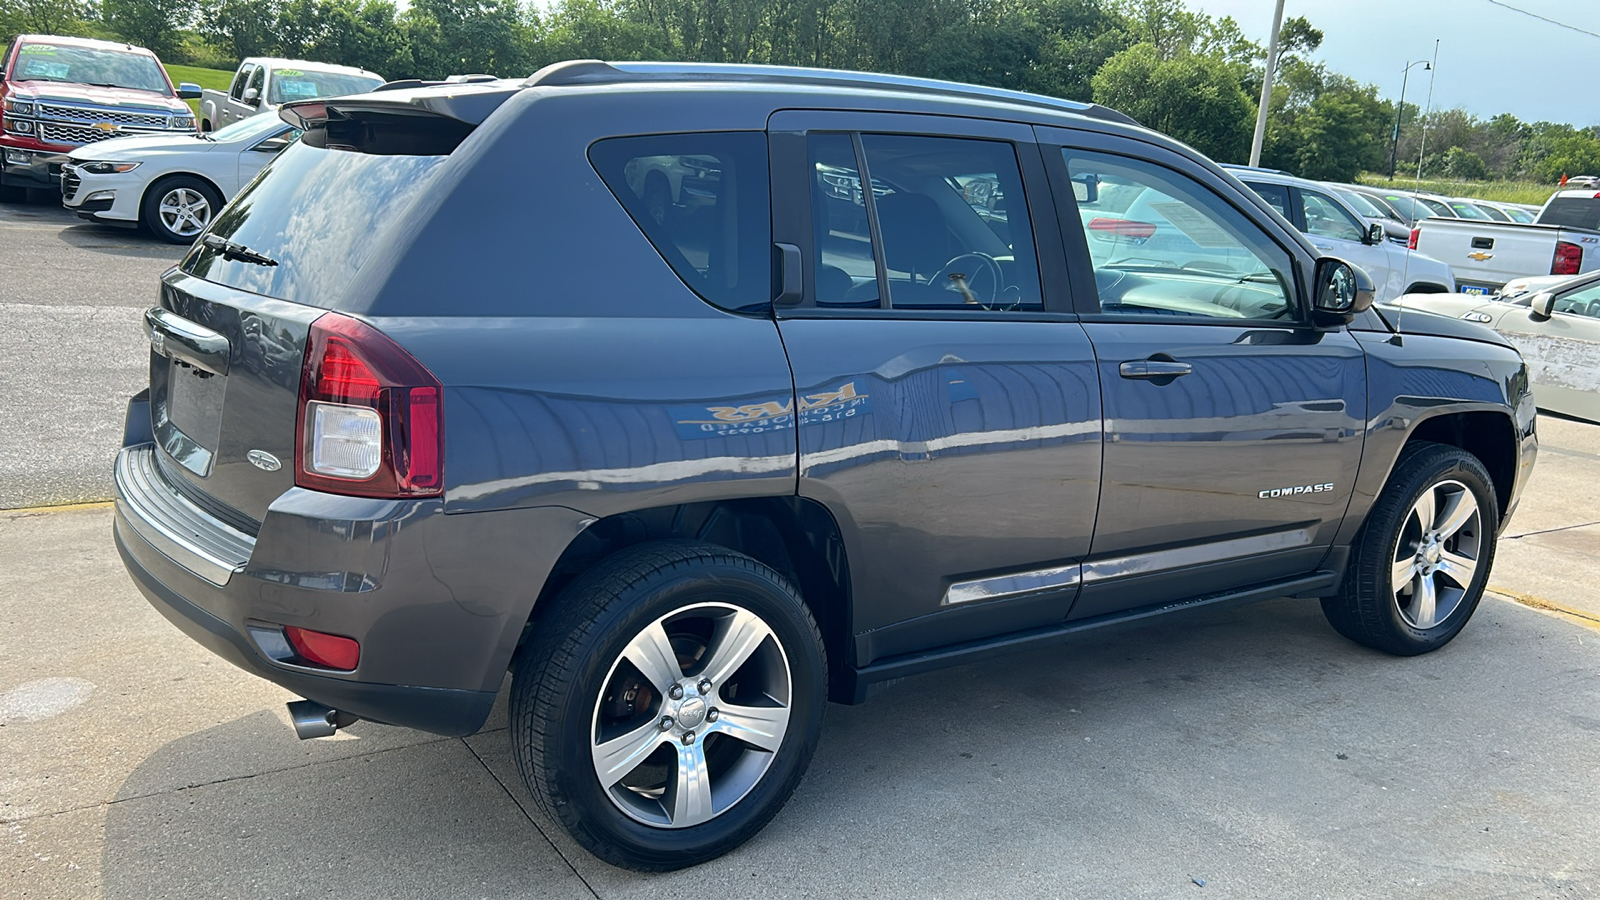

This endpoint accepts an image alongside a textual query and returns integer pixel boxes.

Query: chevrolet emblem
[1467,251,1493,261]
[92,122,119,133]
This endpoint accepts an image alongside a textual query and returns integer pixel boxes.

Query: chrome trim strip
[943,564,1081,606]
[1081,528,1313,584]
[115,445,254,586]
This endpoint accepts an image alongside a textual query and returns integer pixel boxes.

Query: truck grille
[39,103,169,128]
[62,167,81,201]
[41,123,121,145]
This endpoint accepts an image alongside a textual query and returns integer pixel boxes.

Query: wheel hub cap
[673,690,708,728]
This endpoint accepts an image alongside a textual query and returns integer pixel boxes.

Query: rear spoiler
[279,80,521,131]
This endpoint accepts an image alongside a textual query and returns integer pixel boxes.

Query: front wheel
[1322,442,1499,655]
[141,176,221,244]
[510,541,826,870]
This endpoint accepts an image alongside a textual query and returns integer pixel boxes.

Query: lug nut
[668,684,684,700]
[682,731,695,745]
[659,716,674,731]
[706,708,719,723]
[697,679,713,695]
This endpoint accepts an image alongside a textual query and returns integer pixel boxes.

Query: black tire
[1322,441,1499,655]
[510,540,826,871]
[140,175,222,244]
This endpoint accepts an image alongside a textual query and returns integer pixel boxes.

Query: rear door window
[1248,181,1292,220]
[590,132,771,313]
[1301,190,1365,242]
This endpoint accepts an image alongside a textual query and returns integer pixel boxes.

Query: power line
[1483,0,1600,40]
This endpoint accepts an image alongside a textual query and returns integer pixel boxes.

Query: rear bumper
[114,423,593,736]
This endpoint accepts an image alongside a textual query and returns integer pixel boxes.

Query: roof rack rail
[373,74,502,92]
[524,60,1139,127]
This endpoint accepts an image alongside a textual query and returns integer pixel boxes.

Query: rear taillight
[296,312,443,498]
[1553,241,1583,276]
[1408,227,1419,250]
[1088,217,1158,240]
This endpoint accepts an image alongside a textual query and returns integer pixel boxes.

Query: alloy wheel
[591,602,792,829]
[158,187,212,237]
[1390,479,1482,629]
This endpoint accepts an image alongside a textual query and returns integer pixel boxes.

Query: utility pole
[1248,0,1287,167]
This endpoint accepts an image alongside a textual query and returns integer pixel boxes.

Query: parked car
[113,60,1536,871]
[1225,166,1455,300]
[1564,175,1599,189]
[1492,203,1537,225]
[1411,189,1600,294]
[1340,186,1451,227]
[62,112,301,242]
[0,34,199,196]
[198,57,382,131]
[1392,270,1600,421]
[1327,184,1410,243]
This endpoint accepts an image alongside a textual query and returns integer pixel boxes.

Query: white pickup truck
[1410,189,1600,294]
[198,57,383,132]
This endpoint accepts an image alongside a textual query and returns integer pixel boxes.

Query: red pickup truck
[1,34,200,196]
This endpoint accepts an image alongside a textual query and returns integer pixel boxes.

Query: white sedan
[61,114,300,243]
[1391,273,1600,422]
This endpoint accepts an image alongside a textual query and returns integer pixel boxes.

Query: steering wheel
[930,252,1004,308]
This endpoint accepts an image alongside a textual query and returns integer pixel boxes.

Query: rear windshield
[267,69,383,104]
[1539,197,1600,231]
[182,142,445,307]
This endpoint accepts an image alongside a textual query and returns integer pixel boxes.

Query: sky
[1191,0,1598,127]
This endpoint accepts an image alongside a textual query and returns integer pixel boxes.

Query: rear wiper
[203,234,277,267]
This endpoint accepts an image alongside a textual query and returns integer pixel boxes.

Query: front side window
[1554,281,1600,318]
[231,65,254,100]
[591,132,771,312]
[1448,200,1491,221]
[1302,191,1364,242]
[247,65,265,97]
[1066,149,1295,320]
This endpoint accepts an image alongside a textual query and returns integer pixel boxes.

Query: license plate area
[152,351,226,477]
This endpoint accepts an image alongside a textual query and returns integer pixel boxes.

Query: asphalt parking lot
[3,192,1600,898]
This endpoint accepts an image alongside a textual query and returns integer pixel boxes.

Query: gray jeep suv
[113,61,1538,870]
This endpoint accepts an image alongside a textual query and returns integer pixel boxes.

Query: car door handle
[1119,358,1193,381]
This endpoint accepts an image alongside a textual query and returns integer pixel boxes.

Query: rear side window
[590,133,771,312]
[183,142,446,307]
[1540,198,1600,230]
[1248,182,1291,219]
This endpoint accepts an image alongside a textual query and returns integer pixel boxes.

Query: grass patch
[1356,173,1557,207]
[163,64,236,118]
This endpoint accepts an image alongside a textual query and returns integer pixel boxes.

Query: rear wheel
[1322,442,1498,655]
[141,176,221,244]
[510,541,826,871]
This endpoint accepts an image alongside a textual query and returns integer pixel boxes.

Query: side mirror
[1528,291,1555,321]
[1072,173,1099,204]
[243,87,260,105]
[251,136,290,153]
[176,82,202,100]
[1312,257,1376,325]
[1364,222,1385,245]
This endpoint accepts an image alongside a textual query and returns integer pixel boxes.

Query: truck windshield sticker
[1147,201,1237,249]
[19,44,59,54]
[275,69,304,77]
[277,80,320,99]
[21,61,71,79]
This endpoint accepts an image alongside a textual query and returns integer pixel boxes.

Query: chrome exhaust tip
[287,699,357,740]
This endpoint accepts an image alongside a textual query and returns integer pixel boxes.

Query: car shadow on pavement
[101,598,1600,899]
[56,223,188,259]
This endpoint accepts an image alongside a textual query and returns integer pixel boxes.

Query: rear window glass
[182,142,444,307]
[1540,197,1600,231]
[589,132,771,312]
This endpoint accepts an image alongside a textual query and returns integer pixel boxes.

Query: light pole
[1248,0,1287,168]
[1388,60,1431,180]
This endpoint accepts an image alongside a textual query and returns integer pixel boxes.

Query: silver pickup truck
[1411,189,1600,294]
[198,57,382,131]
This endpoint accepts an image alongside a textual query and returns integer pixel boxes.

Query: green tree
[1,0,97,37]
[1092,41,1253,161]
[196,0,277,61]
[102,0,194,56]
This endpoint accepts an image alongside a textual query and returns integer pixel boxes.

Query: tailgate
[1416,220,1561,293]
[146,271,321,530]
